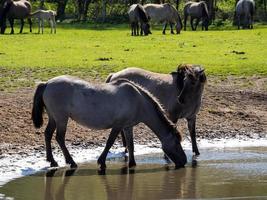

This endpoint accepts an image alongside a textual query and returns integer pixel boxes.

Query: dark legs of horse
[19,19,24,33]
[190,17,195,31]
[55,119,77,168]
[45,118,58,167]
[8,18,14,34]
[184,14,188,31]
[121,131,127,153]
[162,22,167,34]
[187,116,200,156]
[123,127,136,167]
[97,128,121,169]
[170,23,174,34]
[195,18,200,30]
[237,15,240,30]
[28,18,32,32]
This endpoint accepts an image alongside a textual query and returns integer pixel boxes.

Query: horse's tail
[201,2,209,19]
[136,4,149,23]
[105,73,114,83]
[32,82,47,128]
[1,0,13,17]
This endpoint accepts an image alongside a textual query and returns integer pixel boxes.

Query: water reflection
[41,161,199,200]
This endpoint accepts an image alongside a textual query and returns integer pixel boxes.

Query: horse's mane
[136,4,149,23]
[112,78,181,141]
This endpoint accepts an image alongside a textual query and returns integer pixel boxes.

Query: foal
[30,9,56,34]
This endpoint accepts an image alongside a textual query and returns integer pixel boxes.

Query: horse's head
[177,64,206,105]
[142,23,151,35]
[175,14,183,34]
[162,128,187,168]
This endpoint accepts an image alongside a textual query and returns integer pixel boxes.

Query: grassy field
[0,23,266,90]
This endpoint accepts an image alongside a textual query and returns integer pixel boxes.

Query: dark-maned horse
[128,4,151,36]
[143,3,183,34]
[235,0,255,29]
[106,65,206,166]
[0,0,32,34]
[184,1,209,31]
[32,75,187,169]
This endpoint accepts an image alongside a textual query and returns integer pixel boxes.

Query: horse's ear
[198,69,206,83]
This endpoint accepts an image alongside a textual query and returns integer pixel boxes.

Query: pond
[0,146,267,200]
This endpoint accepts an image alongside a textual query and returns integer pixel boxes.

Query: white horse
[30,9,56,34]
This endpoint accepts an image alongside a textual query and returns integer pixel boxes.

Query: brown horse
[0,0,32,34]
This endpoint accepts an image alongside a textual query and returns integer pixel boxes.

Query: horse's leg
[49,19,53,34]
[162,22,167,34]
[124,127,136,168]
[170,22,174,34]
[97,128,121,169]
[55,119,77,168]
[187,116,200,156]
[19,19,24,34]
[38,19,41,34]
[53,16,56,34]
[9,18,14,34]
[195,18,200,31]
[184,14,187,31]
[237,15,240,30]
[28,18,32,33]
[121,131,127,153]
[45,118,58,167]
[138,23,141,36]
[190,17,195,31]
[41,19,44,34]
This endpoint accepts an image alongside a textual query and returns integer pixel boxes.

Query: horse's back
[236,0,255,14]
[43,75,141,129]
[8,0,31,18]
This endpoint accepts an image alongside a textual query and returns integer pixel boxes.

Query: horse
[106,64,206,166]
[32,76,187,169]
[235,0,255,29]
[183,1,209,31]
[128,4,151,36]
[30,9,56,34]
[0,0,32,34]
[143,3,182,34]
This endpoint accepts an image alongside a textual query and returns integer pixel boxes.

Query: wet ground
[0,146,267,200]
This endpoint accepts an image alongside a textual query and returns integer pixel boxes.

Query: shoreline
[1,136,267,187]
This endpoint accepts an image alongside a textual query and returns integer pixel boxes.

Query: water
[0,146,267,200]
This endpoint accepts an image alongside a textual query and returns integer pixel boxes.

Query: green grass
[0,23,267,90]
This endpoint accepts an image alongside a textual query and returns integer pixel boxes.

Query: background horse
[143,3,182,34]
[128,4,151,36]
[0,0,32,34]
[106,65,206,158]
[32,76,187,169]
[235,0,255,29]
[30,9,57,34]
[184,1,209,31]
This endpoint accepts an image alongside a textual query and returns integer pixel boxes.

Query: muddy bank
[0,76,266,156]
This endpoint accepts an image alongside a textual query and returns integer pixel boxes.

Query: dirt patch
[0,76,266,155]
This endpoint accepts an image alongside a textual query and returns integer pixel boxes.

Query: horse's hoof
[50,161,59,168]
[128,161,136,168]
[70,162,78,168]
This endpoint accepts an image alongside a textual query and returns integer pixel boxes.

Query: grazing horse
[0,0,32,34]
[32,76,187,169]
[128,4,151,36]
[235,0,255,29]
[143,3,183,34]
[30,10,57,34]
[184,1,209,31]
[106,65,206,165]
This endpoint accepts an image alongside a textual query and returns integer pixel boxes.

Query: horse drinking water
[0,0,32,34]
[106,65,206,166]
[32,76,187,169]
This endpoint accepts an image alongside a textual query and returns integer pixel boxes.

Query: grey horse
[184,1,209,31]
[235,0,255,29]
[106,65,206,166]
[32,76,187,169]
[128,4,151,36]
[0,0,32,34]
[143,3,183,34]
